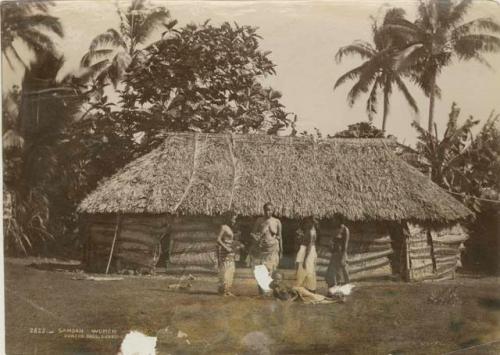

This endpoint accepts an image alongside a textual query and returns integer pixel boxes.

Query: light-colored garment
[328,283,355,296]
[253,265,273,292]
[291,286,335,304]
[218,260,235,293]
[295,245,317,291]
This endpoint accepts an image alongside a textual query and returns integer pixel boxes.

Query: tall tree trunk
[428,74,436,135]
[382,81,390,132]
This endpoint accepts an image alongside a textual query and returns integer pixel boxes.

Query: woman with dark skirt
[325,222,350,288]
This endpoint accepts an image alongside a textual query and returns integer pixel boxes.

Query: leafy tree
[80,0,173,88]
[384,0,500,134]
[1,0,63,68]
[464,115,500,272]
[3,52,87,254]
[120,21,290,143]
[412,103,480,194]
[412,103,500,273]
[334,121,385,138]
[334,8,418,131]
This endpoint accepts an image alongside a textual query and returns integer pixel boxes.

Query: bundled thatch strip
[349,265,393,281]
[169,251,217,266]
[170,231,217,241]
[433,247,460,255]
[170,240,217,254]
[78,133,472,222]
[88,214,169,228]
[317,261,391,278]
[90,228,163,247]
[316,249,392,264]
[116,241,151,252]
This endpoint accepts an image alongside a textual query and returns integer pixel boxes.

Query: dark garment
[331,226,348,254]
[269,280,295,300]
[325,252,350,287]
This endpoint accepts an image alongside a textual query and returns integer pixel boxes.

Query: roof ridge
[159,131,395,144]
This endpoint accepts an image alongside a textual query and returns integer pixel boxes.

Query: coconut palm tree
[385,0,500,134]
[80,0,173,88]
[334,8,418,131]
[1,0,63,68]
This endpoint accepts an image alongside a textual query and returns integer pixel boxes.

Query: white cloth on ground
[328,283,355,296]
[253,265,273,292]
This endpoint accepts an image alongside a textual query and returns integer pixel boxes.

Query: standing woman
[326,221,350,288]
[295,217,318,293]
[216,211,238,296]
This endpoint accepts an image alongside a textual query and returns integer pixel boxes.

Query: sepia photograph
[1,0,500,354]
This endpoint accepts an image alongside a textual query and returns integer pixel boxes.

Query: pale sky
[3,0,500,145]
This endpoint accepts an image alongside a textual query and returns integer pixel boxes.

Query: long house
[78,132,473,281]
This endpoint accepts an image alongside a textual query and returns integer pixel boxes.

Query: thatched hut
[78,133,472,281]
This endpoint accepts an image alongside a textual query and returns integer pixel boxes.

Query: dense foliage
[412,104,500,272]
[3,52,88,254]
[333,121,385,138]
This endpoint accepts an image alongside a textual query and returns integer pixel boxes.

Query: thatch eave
[78,133,473,223]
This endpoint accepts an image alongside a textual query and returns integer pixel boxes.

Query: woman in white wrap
[295,217,318,292]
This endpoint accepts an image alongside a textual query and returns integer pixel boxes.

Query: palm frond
[335,41,375,63]
[394,75,418,113]
[379,22,423,44]
[89,28,127,52]
[5,45,28,68]
[394,43,425,71]
[452,17,500,38]
[18,28,57,54]
[333,64,365,89]
[454,34,500,59]
[447,0,473,27]
[80,49,114,67]
[346,62,380,106]
[17,14,64,37]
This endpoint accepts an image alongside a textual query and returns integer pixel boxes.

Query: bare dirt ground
[4,257,500,355]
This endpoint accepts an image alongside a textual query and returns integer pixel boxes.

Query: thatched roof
[78,133,472,222]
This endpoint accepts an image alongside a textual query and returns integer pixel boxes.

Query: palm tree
[1,0,63,68]
[334,8,418,131]
[385,0,500,134]
[80,0,173,88]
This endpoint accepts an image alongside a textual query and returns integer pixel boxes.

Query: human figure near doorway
[295,216,318,292]
[216,211,239,296]
[326,221,350,288]
[250,202,282,294]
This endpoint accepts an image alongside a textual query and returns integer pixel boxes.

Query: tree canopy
[120,21,290,141]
